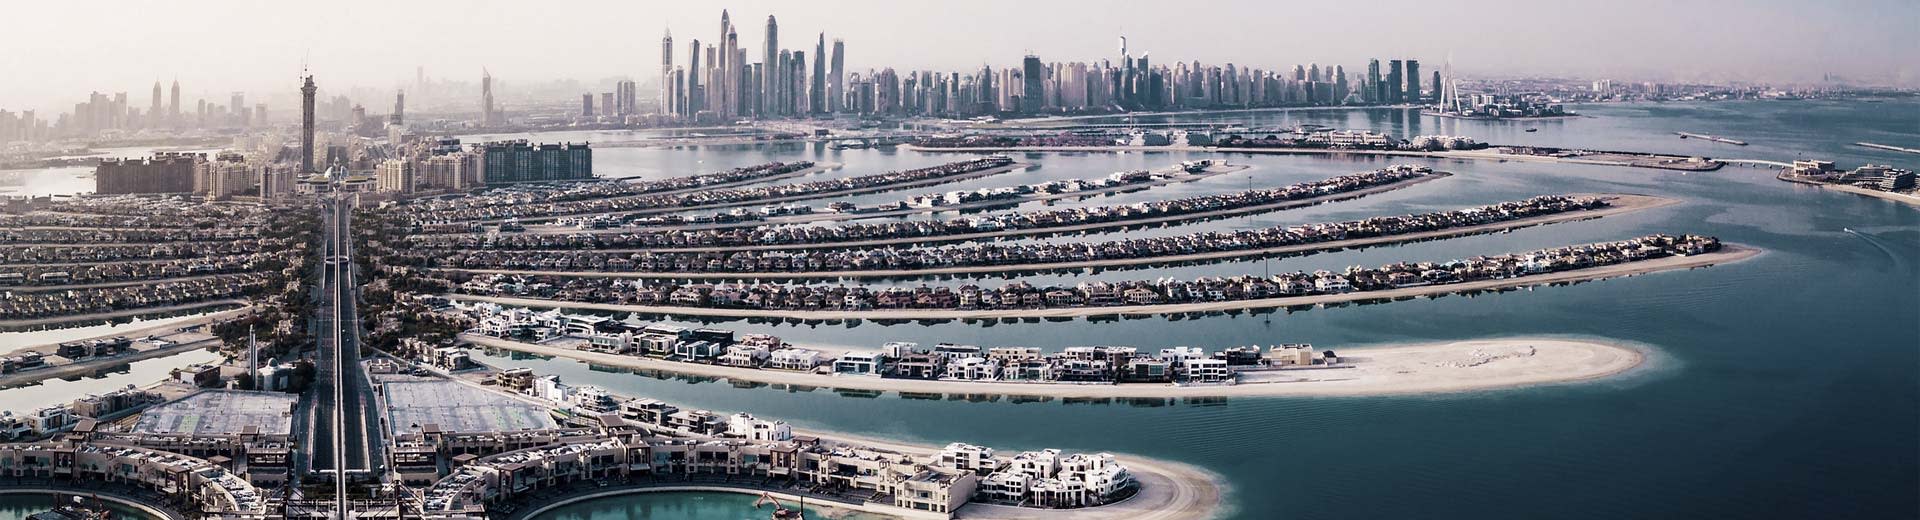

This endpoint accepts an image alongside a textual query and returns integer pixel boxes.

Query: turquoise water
[490,100,1920,519]
[0,100,1914,519]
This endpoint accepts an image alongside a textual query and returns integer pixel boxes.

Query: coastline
[438,193,1675,280]
[1812,183,1920,208]
[442,243,1761,320]
[898,143,1715,171]
[462,334,1645,399]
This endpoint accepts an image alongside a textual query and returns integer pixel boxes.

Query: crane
[753,491,805,520]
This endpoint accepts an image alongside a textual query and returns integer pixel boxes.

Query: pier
[1855,142,1920,155]
[1676,132,1748,146]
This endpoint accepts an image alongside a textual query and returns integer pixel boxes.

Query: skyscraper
[688,40,703,115]
[1387,60,1404,104]
[168,80,180,125]
[763,15,778,117]
[481,69,497,124]
[1021,55,1045,113]
[149,82,162,127]
[829,39,844,113]
[661,29,674,116]
[1405,60,1421,105]
[300,76,316,173]
[392,90,404,126]
[811,34,827,115]
[1367,59,1382,104]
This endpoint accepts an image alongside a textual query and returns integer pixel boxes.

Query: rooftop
[132,390,298,436]
[382,380,557,435]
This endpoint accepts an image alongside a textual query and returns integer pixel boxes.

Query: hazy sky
[3,0,1915,113]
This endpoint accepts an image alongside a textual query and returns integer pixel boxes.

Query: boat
[1525,128,1539,132]
[28,495,112,520]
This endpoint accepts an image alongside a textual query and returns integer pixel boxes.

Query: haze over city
[0,3,1914,520]
[2,0,1916,113]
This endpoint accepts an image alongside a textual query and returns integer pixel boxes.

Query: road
[302,194,385,516]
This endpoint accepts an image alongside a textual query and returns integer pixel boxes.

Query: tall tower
[169,80,181,124]
[149,82,163,127]
[718,10,732,118]
[1021,55,1044,113]
[1405,60,1421,105]
[763,15,779,117]
[392,90,405,125]
[688,40,703,115]
[661,29,674,116]
[481,69,496,124]
[828,39,845,113]
[300,75,316,173]
[1367,59,1382,104]
[1388,59,1403,104]
[811,33,827,115]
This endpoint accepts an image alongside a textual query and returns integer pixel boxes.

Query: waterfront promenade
[463,334,1643,398]
[435,194,1675,280]
[444,243,1760,320]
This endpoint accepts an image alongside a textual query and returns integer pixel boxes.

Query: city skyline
[2,0,1916,114]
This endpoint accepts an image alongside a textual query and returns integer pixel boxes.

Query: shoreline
[1810,183,1920,208]
[443,243,1760,320]
[464,334,1646,399]
[438,193,1675,280]
[899,143,1719,171]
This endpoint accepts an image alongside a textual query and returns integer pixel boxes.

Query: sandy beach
[440,193,1675,280]
[462,335,1645,399]
[1813,183,1920,208]
[444,243,1759,320]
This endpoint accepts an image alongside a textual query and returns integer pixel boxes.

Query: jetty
[1855,142,1920,155]
[1675,132,1748,146]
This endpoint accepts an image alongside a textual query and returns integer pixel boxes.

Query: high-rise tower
[828,39,845,113]
[481,69,496,124]
[661,29,674,116]
[1405,60,1421,105]
[763,15,779,117]
[149,82,162,127]
[1387,59,1403,104]
[169,80,181,125]
[1367,59,1382,104]
[392,90,405,125]
[300,76,316,173]
[811,34,827,115]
